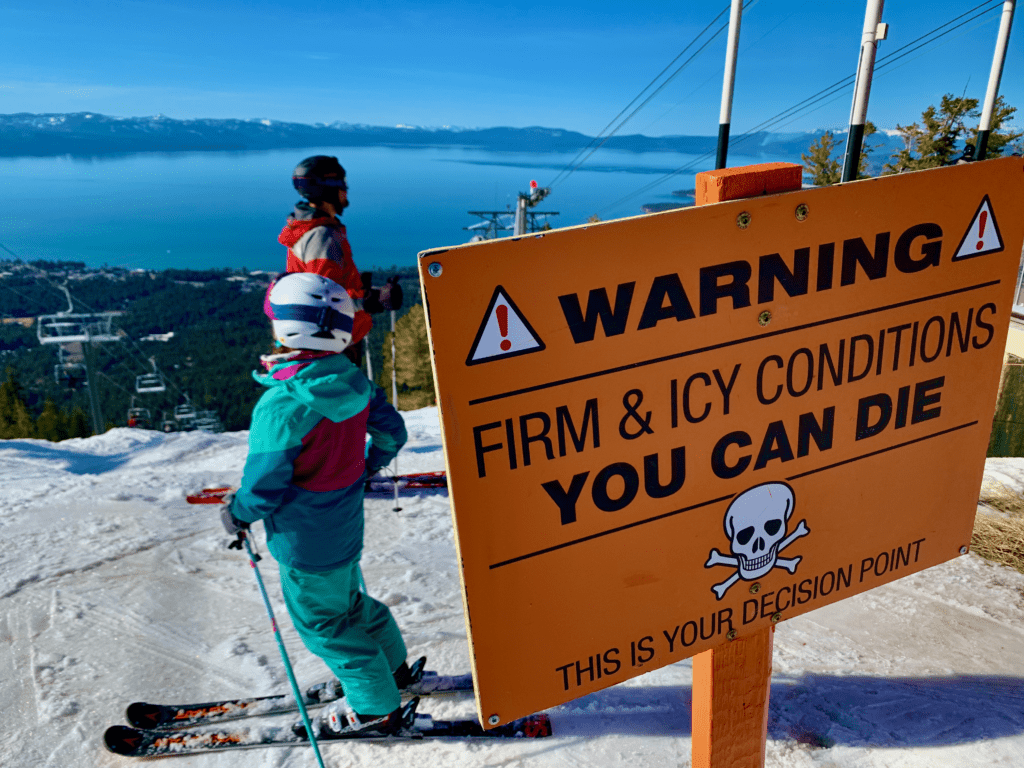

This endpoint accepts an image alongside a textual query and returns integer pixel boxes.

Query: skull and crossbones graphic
[705,482,810,600]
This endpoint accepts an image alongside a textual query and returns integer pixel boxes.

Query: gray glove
[221,507,249,536]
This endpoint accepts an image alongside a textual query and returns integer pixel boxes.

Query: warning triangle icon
[953,195,1004,261]
[466,286,545,366]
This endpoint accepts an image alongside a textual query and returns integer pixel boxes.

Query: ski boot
[306,656,426,703]
[294,697,419,739]
[394,656,426,691]
[305,678,344,704]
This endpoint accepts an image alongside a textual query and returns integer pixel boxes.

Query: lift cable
[546,2,735,190]
[595,0,1006,215]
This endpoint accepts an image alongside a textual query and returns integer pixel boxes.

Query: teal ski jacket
[230,352,406,571]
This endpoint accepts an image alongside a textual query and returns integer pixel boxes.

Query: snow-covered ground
[2,407,1023,767]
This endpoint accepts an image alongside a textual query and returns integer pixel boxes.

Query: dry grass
[972,514,1024,574]
[973,481,1024,574]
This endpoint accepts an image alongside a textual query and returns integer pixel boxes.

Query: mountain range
[0,112,906,159]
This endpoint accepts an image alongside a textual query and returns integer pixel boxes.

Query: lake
[0,145,798,272]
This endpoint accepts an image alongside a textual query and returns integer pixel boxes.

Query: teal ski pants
[279,559,406,715]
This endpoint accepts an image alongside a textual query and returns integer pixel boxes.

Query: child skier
[278,155,372,364]
[221,271,416,736]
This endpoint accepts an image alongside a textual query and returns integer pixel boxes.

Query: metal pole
[241,533,328,768]
[977,0,1016,160]
[513,194,527,236]
[842,0,885,183]
[84,342,103,435]
[716,0,744,170]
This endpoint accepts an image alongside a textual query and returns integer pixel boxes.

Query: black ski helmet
[292,155,348,203]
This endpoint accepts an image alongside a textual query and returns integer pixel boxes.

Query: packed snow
[1,407,1023,767]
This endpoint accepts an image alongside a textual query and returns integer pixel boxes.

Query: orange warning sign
[418,157,1024,727]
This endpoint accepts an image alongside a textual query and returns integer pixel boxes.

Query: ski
[105,712,552,756]
[366,471,447,492]
[125,669,473,730]
[186,472,447,506]
[186,486,234,504]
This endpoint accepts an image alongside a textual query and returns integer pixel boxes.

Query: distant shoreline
[0,111,904,160]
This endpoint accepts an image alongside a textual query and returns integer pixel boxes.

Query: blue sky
[2,1,1021,137]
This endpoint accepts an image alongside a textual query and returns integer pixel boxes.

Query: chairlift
[127,408,152,429]
[136,358,166,394]
[159,411,178,433]
[174,397,197,423]
[53,345,87,388]
[37,285,121,344]
[193,410,224,433]
[54,362,87,388]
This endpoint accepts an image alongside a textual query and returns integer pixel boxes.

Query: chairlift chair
[135,358,166,394]
[193,415,224,433]
[158,411,178,433]
[174,402,197,422]
[127,407,152,429]
[193,409,224,433]
[136,372,166,393]
[37,285,121,344]
[54,362,87,388]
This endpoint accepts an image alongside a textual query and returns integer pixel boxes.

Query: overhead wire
[595,0,1006,215]
[749,10,1002,140]
[546,2,734,189]
[724,0,1002,148]
[638,0,794,134]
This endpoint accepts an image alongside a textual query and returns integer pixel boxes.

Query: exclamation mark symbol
[497,304,511,351]
[977,210,988,250]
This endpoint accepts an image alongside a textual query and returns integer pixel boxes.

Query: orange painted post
[692,627,774,768]
[690,161,802,768]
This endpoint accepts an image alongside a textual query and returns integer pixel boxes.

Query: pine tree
[802,121,881,186]
[966,96,1023,158]
[801,131,842,186]
[0,367,35,439]
[35,399,68,442]
[857,122,879,179]
[881,94,1021,172]
[67,406,91,439]
[378,304,436,411]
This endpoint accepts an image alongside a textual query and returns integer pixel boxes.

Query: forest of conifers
[0,262,427,437]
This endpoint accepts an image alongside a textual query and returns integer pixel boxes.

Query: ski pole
[390,309,401,513]
[239,532,327,768]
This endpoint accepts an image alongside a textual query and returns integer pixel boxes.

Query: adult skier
[220,272,415,737]
[278,155,372,364]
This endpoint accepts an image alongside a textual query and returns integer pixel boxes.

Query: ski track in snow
[0,407,1022,767]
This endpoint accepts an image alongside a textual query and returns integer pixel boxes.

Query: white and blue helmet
[265,273,355,352]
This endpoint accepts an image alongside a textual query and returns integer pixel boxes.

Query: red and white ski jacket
[278,202,372,344]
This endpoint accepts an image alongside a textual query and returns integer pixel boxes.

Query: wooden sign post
[690,163,802,768]
[418,157,1024,732]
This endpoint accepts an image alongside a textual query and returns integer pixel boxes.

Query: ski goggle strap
[293,177,348,193]
[270,303,354,334]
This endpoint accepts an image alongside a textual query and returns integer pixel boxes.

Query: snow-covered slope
[1,408,1023,767]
